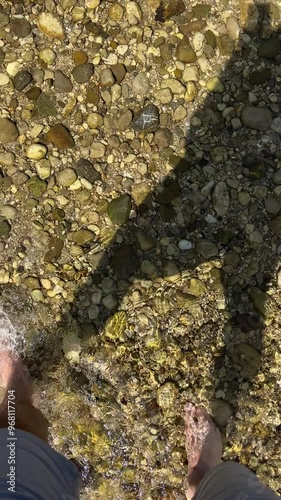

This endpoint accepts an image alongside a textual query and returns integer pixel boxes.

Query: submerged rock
[131,104,159,132]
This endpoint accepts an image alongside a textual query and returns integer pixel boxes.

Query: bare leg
[0,351,49,442]
[184,402,222,500]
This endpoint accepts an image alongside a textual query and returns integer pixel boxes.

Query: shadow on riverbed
[8,1,281,495]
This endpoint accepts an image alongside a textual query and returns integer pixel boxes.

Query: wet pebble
[0,119,18,143]
[46,124,74,150]
[54,70,73,92]
[72,63,94,83]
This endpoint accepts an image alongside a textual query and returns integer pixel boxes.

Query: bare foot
[184,403,222,499]
[0,351,32,402]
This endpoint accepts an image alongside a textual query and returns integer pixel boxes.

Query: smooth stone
[163,261,181,282]
[111,63,126,83]
[273,168,281,184]
[111,244,139,278]
[54,70,73,92]
[0,13,9,28]
[206,76,224,93]
[36,160,51,180]
[44,236,64,262]
[0,73,9,86]
[26,144,47,160]
[75,159,101,183]
[108,194,132,224]
[226,16,240,40]
[131,182,151,205]
[56,168,77,187]
[85,85,100,105]
[212,182,230,216]
[161,78,185,95]
[182,65,199,82]
[46,123,74,149]
[192,3,211,18]
[0,119,18,143]
[241,106,272,131]
[0,220,11,237]
[26,177,47,197]
[10,17,32,38]
[25,87,41,100]
[136,230,156,251]
[13,70,32,91]
[39,48,56,65]
[72,50,88,65]
[270,215,281,236]
[100,68,115,86]
[132,73,149,95]
[131,104,159,132]
[90,142,106,158]
[37,12,65,39]
[154,128,173,148]
[0,205,17,220]
[109,4,124,21]
[72,229,95,245]
[87,113,103,129]
[197,240,218,259]
[72,63,94,83]
[0,152,15,166]
[178,239,192,250]
[264,197,280,214]
[271,117,281,134]
[258,37,281,58]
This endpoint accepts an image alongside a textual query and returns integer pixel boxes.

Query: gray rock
[271,117,281,134]
[54,70,73,92]
[273,168,281,184]
[264,197,280,214]
[13,70,32,91]
[132,104,159,132]
[270,214,281,236]
[241,106,272,130]
[108,194,132,224]
[0,119,18,143]
[100,68,115,87]
[35,93,58,118]
[212,182,229,216]
[75,159,101,183]
[132,73,149,95]
[258,37,281,58]
[211,399,233,428]
[72,63,94,83]
[197,240,218,259]
[10,17,32,38]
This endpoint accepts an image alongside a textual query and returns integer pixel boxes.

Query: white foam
[0,308,21,353]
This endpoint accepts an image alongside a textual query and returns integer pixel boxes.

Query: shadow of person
[23,2,281,496]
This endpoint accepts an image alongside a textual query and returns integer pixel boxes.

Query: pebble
[39,48,56,65]
[155,88,173,104]
[36,161,51,180]
[108,194,132,224]
[0,13,9,28]
[13,70,32,91]
[85,0,100,8]
[0,220,11,237]
[90,142,106,159]
[197,240,218,259]
[54,70,73,92]
[26,177,47,197]
[72,63,94,84]
[100,68,115,87]
[273,169,281,185]
[26,144,47,160]
[6,62,21,77]
[0,119,19,143]
[75,159,101,184]
[258,37,281,58]
[162,78,185,94]
[212,182,230,216]
[0,152,15,167]
[133,73,149,95]
[109,4,124,21]
[178,239,192,250]
[131,104,159,132]
[0,74,9,86]
[56,168,77,187]
[37,13,65,40]
[0,205,17,220]
[182,65,199,82]
[206,77,224,93]
[87,113,103,129]
[126,1,142,24]
[264,197,280,215]
[241,106,272,131]
[46,124,74,150]
[238,191,251,206]
[226,16,240,40]
[10,17,32,38]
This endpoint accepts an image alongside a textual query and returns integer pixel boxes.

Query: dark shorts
[0,428,80,499]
